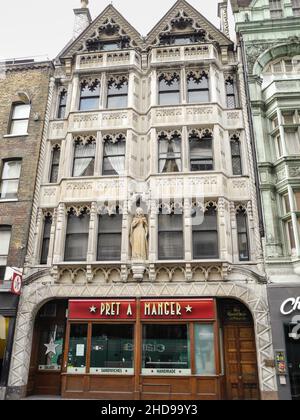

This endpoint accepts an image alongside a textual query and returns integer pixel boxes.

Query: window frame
[102,134,126,176]
[0,225,12,281]
[192,203,219,260]
[72,138,96,178]
[40,215,52,265]
[158,132,182,173]
[187,71,210,104]
[189,130,214,172]
[64,209,90,262]
[230,137,242,176]
[158,208,184,261]
[106,76,129,109]
[57,88,68,119]
[225,76,237,109]
[0,159,22,200]
[269,0,283,18]
[158,72,181,106]
[97,211,123,261]
[236,207,250,262]
[49,145,61,184]
[79,79,101,112]
[9,102,31,136]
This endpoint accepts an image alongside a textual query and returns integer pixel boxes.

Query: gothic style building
[0,59,53,399]
[7,0,277,400]
[230,0,300,401]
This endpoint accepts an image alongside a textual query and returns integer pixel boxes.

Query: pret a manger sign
[68,299,215,320]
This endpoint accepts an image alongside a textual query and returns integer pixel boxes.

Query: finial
[81,0,89,8]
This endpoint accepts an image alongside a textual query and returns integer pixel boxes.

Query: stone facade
[230,0,300,400]
[7,0,277,399]
[0,60,53,398]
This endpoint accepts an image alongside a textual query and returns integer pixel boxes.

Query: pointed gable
[60,5,144,59]
[146,0,233,48]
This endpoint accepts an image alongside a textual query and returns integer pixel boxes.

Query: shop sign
[10,271,22,295]
[142,368,191,376]
[280,297,300,316]
[68,299,215,320]
[275,350,287,375]
[90,368,134,375]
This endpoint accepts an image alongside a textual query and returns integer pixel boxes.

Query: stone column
[218,197,231,261]
[149,200,158,263]
[87,202,97,263]
[230,202,239,264]
[47,208,57,266]
[53,203,66,264]
[182,126,189,172]
[184,198,192,261]
[70,74,80,112]
[32,209,43,266]
[150,69,157,107]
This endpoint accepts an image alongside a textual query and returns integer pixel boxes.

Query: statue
[130,208,148,260]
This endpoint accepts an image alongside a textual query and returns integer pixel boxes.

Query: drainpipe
[239,33,265,238]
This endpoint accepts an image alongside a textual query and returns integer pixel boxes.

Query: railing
[75,50,142,71]
[150,44,218,65]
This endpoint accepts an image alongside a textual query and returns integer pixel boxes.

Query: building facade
[0,59,53,399]
[7,0,277,400]
[230,0,300,400]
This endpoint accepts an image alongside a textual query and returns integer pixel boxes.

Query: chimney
[73,0,92,39]
[218,1,230,38]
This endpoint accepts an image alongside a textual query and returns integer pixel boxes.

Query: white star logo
[44,338,59,356]
[185,305,193,313]
[89,306,97,313]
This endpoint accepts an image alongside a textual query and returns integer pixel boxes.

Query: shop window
[189,129,213,171]
[37,323,65,372]
[158,208,184,260]
[158,131,182,173]
[79,79,100,111]
[192,202,218,259]
[187,71,209,103]
[97,211,122,261]
[158,72,180,106]
[236,206,250,262]
[57,89,67,119]
[40,215,52,265]
[0,316,10,379]
[102,134,126,176]
[269,0,283,18]
[231,135,242,176]
[225,76,237,109]
[64,208,90,262]
[90,324,134,374]
[194,324,216,375]
[142,324,190,375]
[0,226,11,281]
[107,76,128,109]
[9,103,30,135]
[49,145,61,183]
[0,160,22,200]
[67,324,88,374]
[72,136,96,177]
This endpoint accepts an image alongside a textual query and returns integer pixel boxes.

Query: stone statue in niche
[130,208,148,260]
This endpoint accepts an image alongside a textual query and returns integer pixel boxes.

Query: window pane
[232,157,242,175]
[98,215,122,261]
[227,95,236,109]
[158,231,183,260]
[80,83,100,98]
[90,324,134,374]
[12,104,30,119]
[66,214,90,234]
[0,180,19,199]
[67,324,88,373]
[195,324,216,375]
[57,105,66,119]
[142,324,190,375]
[73,158,95,177]
[107,95,128,109]
[188,90,209,103]
[40,218,52,265]
[50,165,59,184]
[295,192,300,211]
[193,231,219,259]
[38,324,64,371]
[159,214,183,231]
[159,92,180,105]
[79,97,99,111]
[2,161,21,179]
[0,230,11,255]
[65,234,88,261]
[238,232,250,261]
[159,78,180,92]
[10,119,29,135]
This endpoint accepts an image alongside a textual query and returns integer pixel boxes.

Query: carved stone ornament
[102,133,126,144]
[157,129,182,141]
[73,134,96,145]
[158,71,180,83]
[187,69,209,82]
[188,127,213,139]
[66,205,91,217]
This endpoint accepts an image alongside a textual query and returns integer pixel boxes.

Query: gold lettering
[144,303,151,316]
[127,304,132,316]
[116,303,120,316]
[176,303,182,315]
[151,304,157,316]
[158,302,163,316]
[164,302,170,315]
[100,303,106,315]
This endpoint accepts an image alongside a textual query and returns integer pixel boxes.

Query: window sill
[3,133,29,138]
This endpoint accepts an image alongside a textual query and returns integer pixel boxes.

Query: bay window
[192,202,218,259]
[9,103,30,135]
[158,131,182,173]
[64,208,90,262]
[189,129,213,171]
[102,134,126,176]
[0,160,21,200]
[158,208,184,260]
[97,211,122,261]
[158,72,180,105]
[72,136,96,177]
[79,79,100,111]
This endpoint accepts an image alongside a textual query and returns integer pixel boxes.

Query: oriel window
[9,103,30,135]
[236,206,250,261]
[40,214,52,265]
[79,79,100,111]
[107,76,128,109]
[158,72,180,105]
[158,131,182,173]
[97,209,122,261]
[103,134,126,176]
[49,145,61,183]
[0,160,22,200]
[187,71,209,103]
[192,202,218,259]
[158,205,184,260]
[72,136,96,177]
[231,135,242,176]
[57,89,67,119]
[189,129,213,171]
[64,208,90,262]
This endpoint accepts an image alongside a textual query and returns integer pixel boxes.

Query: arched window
[49,145,61,183]
[72,136,96,177]
[79,79,100,111]
[102,133,126,176]
[187,71,209,103]
[189,129,213,171]
[40,214,52,265]
[57,89,67,119]
[9,102,30,135]
[107,75,128,109]
[158,72,180,105]
[158,131,182,173]
[225,76,237,109]
[192,202,218,259]
[65,207,90,262]
[230,135,242,176]
[236,206,250,262]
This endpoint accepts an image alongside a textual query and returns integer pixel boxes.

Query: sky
[0,0,235,60]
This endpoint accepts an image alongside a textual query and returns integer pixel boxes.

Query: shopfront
[28,298,260,400]
[268,285,300,401]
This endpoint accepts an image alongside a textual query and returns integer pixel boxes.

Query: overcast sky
[0,0,234,60]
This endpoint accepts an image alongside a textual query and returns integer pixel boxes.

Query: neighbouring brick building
[0,59,53,399]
